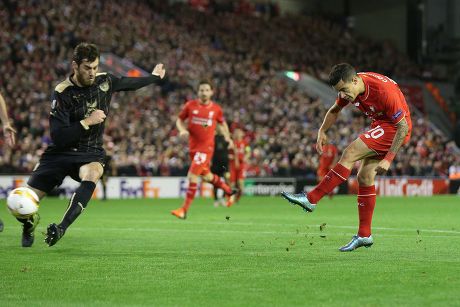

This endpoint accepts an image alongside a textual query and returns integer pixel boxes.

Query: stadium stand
[0,0,457,177]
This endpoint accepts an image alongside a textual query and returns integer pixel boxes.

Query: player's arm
[244,145,251,163]
[176,117,189,139]
[109,64,165,92]
[217,122,233,148]
[0,92,16,146]
[388,118,410,155]
[316,103,342,154]
[50,92,106,147]
[375,117,409,175]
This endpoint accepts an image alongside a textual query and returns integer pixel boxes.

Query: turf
[1,195,459,306]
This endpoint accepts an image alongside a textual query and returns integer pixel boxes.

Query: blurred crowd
[0,0,457,178]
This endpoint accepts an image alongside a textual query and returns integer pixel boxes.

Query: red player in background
[282,63,412,251]
[317,143,338,198]
[227,128,250,206]
[317,143,338,180]
[171,81,235,219]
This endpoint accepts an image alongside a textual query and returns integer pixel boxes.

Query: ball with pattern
[7,187,40,218]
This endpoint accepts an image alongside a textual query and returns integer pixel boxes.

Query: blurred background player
[9,43,165,247]
[0,92,17,232]
[211,132,230,207]
[282,63,412,252]
[228,128,250,206]
[171,80,235,219]
[316,142,338,199]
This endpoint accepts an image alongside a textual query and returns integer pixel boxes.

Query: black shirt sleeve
[108,73,162,92]
[49,91,84,148]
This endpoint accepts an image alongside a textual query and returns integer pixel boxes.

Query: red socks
[357,185,376,237]
[308,162,376,237]
[182,182,198,211]
[183,175,232,211]
[211,174,232,195]
[307,163,351,204]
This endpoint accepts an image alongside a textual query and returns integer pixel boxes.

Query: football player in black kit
[10,43,165,247]
[211,133,230,207]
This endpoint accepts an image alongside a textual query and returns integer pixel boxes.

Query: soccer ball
[7,187,40,218]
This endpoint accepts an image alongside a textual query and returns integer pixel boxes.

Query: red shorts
[359,122,411,159]
[189,151,212,176]
[230,162,245,183]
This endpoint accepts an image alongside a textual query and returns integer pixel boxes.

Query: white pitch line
[151,220,460,235]
[69,227,460,238]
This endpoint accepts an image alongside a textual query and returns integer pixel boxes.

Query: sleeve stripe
[394,112,406,124]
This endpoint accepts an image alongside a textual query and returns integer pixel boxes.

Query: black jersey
[211,134,229,176]
[212,134,229,164]
[47,72,161,156]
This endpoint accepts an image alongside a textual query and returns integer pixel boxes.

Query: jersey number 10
[364,126,384,139]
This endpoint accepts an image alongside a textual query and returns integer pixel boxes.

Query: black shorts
[211,159,229,177]
[101,155,112,178]
[28,152,105,194]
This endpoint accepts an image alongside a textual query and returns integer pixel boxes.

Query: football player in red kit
[317,143,338,198]
[317,143,338,181]
[171,81,235,219]
[227,128,250,206]
[282,63,412,251]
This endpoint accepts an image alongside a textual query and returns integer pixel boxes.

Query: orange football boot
[171,207,187,219]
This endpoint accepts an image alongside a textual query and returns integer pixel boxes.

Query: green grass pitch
[1,196,459,306]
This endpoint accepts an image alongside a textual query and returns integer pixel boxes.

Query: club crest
[99,81,109,92]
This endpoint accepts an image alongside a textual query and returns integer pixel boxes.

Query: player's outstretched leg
[281,163,351,213]
[280,192,316,212]
[17,213,40,247]
[45,181,96,246]
[339,235,373,252]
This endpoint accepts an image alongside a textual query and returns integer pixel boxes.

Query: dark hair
[328,63,356,86]
[198,80,213,90]
[73,43,100,65]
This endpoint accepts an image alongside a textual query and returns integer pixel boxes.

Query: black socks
[59,181,96,230]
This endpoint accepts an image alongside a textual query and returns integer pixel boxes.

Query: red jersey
[336,72,412,132]
[230,139,247,164]
[319,144,337,169]
[178,99,224,153]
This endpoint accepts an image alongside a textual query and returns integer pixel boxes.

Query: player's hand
[375,159,391,175]
[85,109,106,126]
[179,130,189,140]
[226,138,234,149]
[3,123,16,147]
[152,64,166,79]
[316,130,328,155]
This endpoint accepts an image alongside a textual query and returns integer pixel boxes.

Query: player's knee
[80,165,103,182]
[84,171,102,182]
[357,171,375,186]
[338,149,356,167]
[188,173,200,183]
